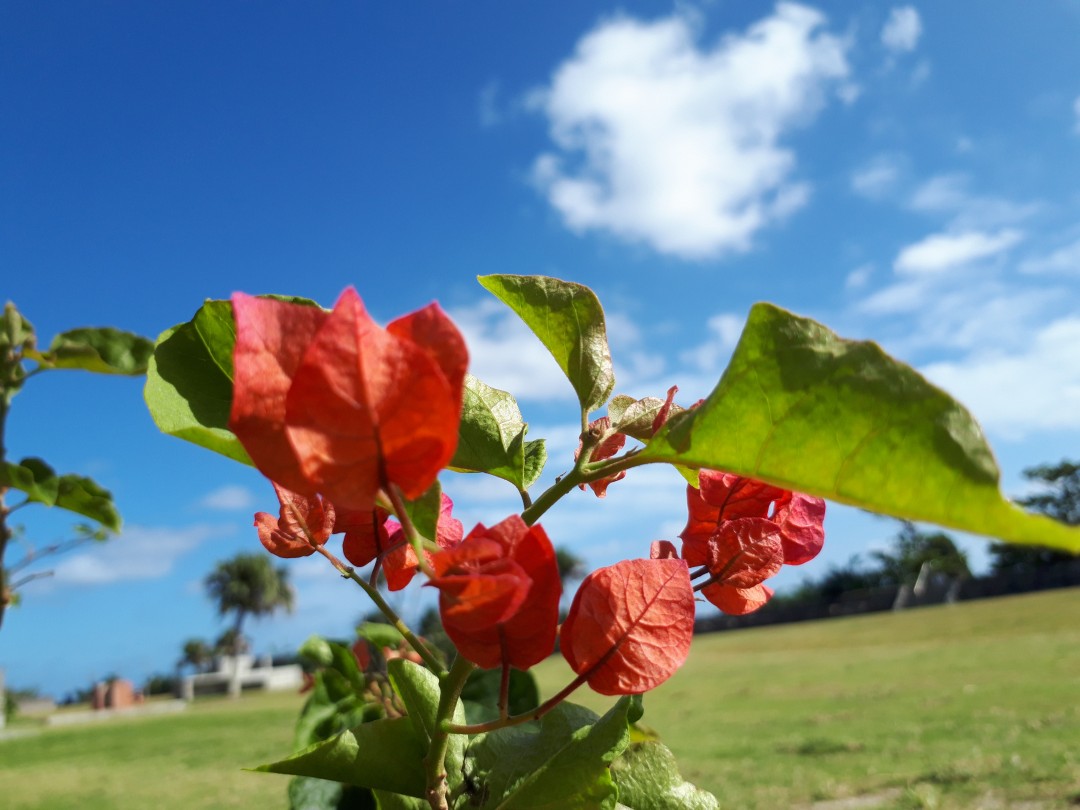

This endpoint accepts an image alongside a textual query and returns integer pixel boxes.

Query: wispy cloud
[881,6,922,54]
[529,4,850,259]
[1073,95,1080,135]
[893,229,1023,275]
[850,156,902,199]
[1020,235,1080,276]
[198,485,258,511]
[50,524,233,586]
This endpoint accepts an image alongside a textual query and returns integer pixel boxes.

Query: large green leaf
[144,320,251,464]
[450,374,546,490]
[386,659,467,792]
[479,275,615,415]
[31,327,154,375]
[254,717,426,798]
[0,458,120,531]
[469,696,640,809]
[611,742,718,810]
[644,303,1080,553]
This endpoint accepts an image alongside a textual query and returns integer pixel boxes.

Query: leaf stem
[312,544,446,677]
[424,655,476,810]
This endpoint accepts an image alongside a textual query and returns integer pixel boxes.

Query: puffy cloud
[198,485,257,511]
[529,4,850,259]
[51,524,230,586]
[881,6,922,53]
[922,317,1080,437]
[893,229,1023,275]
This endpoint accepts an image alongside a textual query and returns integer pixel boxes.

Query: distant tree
[418,606,455,661]
[870,522,970,586]
[178,638,214,674]
[143,673,177,696]
[991,459,1079,574]
[554,547,587,584]
[204,553,294,656]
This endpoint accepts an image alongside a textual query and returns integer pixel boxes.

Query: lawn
[2,588,1078,809]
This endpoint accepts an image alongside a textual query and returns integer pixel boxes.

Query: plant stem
[522,450,652,526]
[313,544,446,676]
[443,672,589,735]
[424,655,476,810]
[385,483,436,578]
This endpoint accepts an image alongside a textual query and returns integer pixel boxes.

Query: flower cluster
[680,470,826,614]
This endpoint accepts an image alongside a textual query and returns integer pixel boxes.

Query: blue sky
[3,1,1079,698]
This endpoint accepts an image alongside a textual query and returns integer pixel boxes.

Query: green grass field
[2,588,1078,809]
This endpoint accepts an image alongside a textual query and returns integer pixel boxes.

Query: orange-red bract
[701,582,774,615]
[231,295,329,495]
[381,493,464,591]
[773,491,827,565]
[229,288,467,512]
[575,417,627,498]
[254,482,336,558]
[561,558,694,696]
[428,515,560,670]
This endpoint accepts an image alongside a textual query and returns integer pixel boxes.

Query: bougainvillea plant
[145,275,1080,810]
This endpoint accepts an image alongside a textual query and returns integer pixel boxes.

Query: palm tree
[178,638,214,674]
[204,553,294,694]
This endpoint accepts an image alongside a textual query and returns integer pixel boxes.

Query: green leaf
[1,302,35,351]
[254,716,426,798]
[193,300,238,380]
[299,636,336,668]
[522,439,548,490]
[373,792,427,810]
[0,457,59,505]
[470,697,640,809]
[144,320,252,464]
[143,296,322,465]
[644,303,1080,553]
[401,482,442,544]
[54,474,121,531]
[612,742,718,810]
[459,667,540,725]
[34,327,154,375]
[356,623,406,650]
[288,776,379,810]
[450,374,546,491]
[386,660,467,791]
[0,458,120,530]
[479,275,615,415]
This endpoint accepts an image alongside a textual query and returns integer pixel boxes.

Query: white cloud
[448,299,573,404]
[893,229,1023,275]
[198,485,257,511]
[850,156,901,199]
[846,263,874,289]
[922,317,1080,437]
[51,524,231,586]
[1020,236,1080,276]
[908,174,1038,228]
[680,313,745,372]
[881,6,922,53]
[529,4,850,259]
